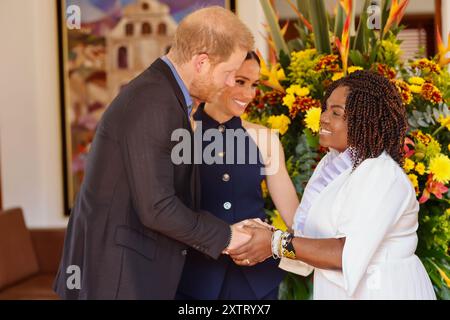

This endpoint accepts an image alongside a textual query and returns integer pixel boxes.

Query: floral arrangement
[248,0,450,299]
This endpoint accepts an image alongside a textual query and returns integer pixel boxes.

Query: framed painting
[57,0,235,214]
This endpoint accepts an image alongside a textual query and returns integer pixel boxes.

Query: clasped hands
[223,218,274,267]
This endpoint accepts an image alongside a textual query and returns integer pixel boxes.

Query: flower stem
[432,125,444,137]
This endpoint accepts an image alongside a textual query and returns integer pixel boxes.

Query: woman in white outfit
[229,70,436,300]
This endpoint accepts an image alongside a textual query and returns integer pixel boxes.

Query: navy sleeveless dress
[176,104,285,300]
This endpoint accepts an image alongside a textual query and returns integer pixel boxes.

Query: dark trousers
[176,264,279,300]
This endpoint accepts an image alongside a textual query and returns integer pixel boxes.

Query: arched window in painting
[142,22,152,35]
[158,23,167,35]
[125,23,134,36]
[118,46,128,69]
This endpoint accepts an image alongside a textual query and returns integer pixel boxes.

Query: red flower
[419,174,449,203]
[404,136,415,158]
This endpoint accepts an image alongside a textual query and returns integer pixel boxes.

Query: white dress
[282,150,436,300]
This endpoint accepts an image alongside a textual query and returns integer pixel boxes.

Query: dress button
[222,173,230,182]
[181,250,187,256]
[218,125,226,133]
[223,202,232,210]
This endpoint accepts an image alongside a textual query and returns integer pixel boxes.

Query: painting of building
[106,0,177,101]
[59,0,232,213]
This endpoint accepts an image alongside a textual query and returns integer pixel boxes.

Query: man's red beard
[190,70,225,103]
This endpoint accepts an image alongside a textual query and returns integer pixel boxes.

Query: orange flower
[336,0,352,74]
[421,82,443,104]
[392,80,412,105]
[419,174,449,204]
[436,26,450,66]
[411,58,441,74]
[376,63,397,80]
[383,0,409,35]
[314,55,340,72]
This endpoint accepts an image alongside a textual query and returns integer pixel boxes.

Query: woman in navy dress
[176,52,299,300]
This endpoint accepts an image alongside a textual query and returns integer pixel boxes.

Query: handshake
[222,218,275,267]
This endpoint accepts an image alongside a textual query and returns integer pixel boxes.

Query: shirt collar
[161,55,193,108]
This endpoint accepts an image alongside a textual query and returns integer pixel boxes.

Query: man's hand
[228,224,273,267]
[223,222,252,253]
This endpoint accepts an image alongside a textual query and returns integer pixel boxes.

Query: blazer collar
[150,58,189,115]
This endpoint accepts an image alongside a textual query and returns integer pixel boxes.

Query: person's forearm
[292,237,345,270]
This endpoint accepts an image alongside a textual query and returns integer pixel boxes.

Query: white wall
[237,0,268,60]
[0,0,67,228]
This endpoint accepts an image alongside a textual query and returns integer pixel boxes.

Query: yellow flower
[271,210,288,232]
[296,87,310,97]
[286,85,310,97]
[332,72,344,81]
[381,39,402,57]
[304,107,321,133]
[429,154,450,184]
[260,56,286,92]
[261,179,269,198]
[267,114,291,135]
[403,158,415,173]
[347,66,363,74]
[448,144,450,152]
[277,68,286,80]
[436,266,450,288]
[408,84,422,94]
[408,174,419,189]
[292,49,317,61]
[438,115,450,130]
[284,85,311,110]
[415,162,426,175]
[408,77,425,85]
[282,94,296,109]
[240,113,248,121]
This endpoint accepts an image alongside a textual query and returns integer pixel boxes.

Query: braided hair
[322,70,407,169]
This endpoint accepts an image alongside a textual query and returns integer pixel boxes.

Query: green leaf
[303,128,319,148]
[279,50,291,70]
[369,43,379,64]
[260,0,290,56]
[353,0,371,53]
[349,50,365,67]
[334,3,345,40]
[308,0,331,54]
[296,0,310,21]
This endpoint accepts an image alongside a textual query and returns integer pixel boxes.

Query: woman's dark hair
[245,51,260,66]
[322,70,407,169]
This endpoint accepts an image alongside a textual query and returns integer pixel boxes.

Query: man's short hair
[170,6,254,65]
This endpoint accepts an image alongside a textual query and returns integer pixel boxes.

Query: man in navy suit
[54,6,255,299]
